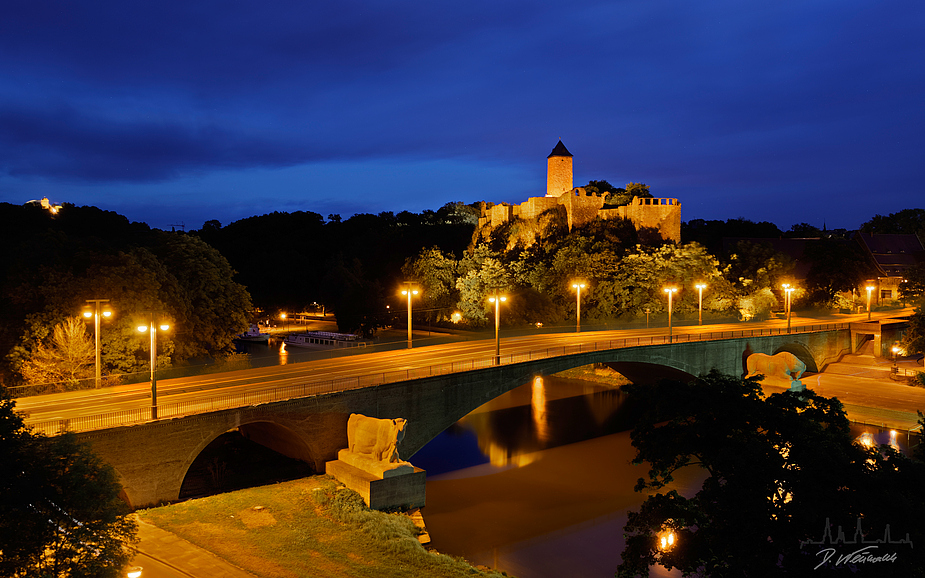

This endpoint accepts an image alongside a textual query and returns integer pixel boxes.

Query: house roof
[547,140,573,158]
[854,232,925,275]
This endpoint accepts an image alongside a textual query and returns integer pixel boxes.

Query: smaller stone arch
[109,465,133,509]
[177,418,317,500]
[772,342,818,373]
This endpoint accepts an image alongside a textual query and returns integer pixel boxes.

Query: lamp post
[663,287,677,343]
[782,283,794,334]
[571,282,586,332]
[694,283,706,326]
[83,299,112,388]
[488,293,507,365]
[866,285,875,320]
[138,313,170,420]
[645,308,650,329]
[401,283,420,349]
[280,312,289,333]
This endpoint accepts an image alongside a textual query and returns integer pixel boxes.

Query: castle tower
[546,140,573,197]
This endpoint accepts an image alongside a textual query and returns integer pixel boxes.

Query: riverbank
[137,476,510,578]
[552,364,630,387]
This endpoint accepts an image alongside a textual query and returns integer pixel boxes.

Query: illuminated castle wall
[478,141,681,243]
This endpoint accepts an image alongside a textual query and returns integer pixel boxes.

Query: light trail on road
[14,311,904,431]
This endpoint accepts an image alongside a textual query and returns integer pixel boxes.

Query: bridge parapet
[32,323,849,437]
[65,325,851,507]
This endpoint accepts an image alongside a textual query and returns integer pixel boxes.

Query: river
[409,373,911,578]
[411,375,702,578]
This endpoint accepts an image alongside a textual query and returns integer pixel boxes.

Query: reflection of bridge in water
[48,323,856,506]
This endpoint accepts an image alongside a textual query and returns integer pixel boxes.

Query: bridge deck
[23,322,849,436]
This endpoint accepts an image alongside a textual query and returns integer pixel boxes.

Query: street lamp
[280,312,289,333]
[401,283,420,349]
[865,285,875,320]
[138,314,170,420]
[694,283,706,326]
[571,281,586,332]
[659,529,676,551]
[663,287,677,343]
[782,283,794,334]
[488,293,507,365]
[83,299,112,388]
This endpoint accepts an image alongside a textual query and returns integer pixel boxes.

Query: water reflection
[415,375,695,578]
[532,376,549,445]
[434,376,638,471]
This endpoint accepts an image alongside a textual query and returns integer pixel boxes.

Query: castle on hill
[478,140,681,243]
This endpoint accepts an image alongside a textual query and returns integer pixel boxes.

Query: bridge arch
[771,342,818,373]
[602,361,697,385]
[177,418,317,499]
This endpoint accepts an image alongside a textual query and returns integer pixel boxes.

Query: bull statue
[746,352,807,391]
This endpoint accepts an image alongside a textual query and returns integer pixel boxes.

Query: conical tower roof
[547,140,573,158]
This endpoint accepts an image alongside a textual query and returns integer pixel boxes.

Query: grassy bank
[138,476,509,578]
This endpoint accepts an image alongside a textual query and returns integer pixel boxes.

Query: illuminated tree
[402,247,460,322]
[18,317,94,390]
[598,243,734,318]
[455,257,510,324]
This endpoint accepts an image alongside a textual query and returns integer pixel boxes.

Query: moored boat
[235,324,271,343]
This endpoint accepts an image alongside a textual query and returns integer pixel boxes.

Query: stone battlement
[476,141,681,242]
[478,192,681,242]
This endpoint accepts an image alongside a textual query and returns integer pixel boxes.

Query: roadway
[13,310,907,430]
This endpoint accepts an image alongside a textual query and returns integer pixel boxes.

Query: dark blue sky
[1,1,922,231]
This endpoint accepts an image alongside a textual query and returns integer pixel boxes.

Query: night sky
[1,1,922,231]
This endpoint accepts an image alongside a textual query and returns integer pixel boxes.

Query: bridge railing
[29,322,848,436]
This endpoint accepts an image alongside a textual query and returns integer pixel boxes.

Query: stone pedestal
[326,459,426,510]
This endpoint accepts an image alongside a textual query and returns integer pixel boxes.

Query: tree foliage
[803,238,875,306]
[603,182,653,208]
[401,248,460,322]
[618,371,925,577]
[0,395,137,577]
[682,218,783,255]
[18,317,94,390]
[860,208,925,244]
[0,203,252,386]
[320,257,387,337]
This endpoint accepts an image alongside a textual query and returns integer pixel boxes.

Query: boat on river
[235,324,271,343]
[284,331,364,349]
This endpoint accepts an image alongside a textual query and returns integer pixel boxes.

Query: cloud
[0,0,921,230]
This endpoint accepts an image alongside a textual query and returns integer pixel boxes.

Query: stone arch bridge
[78,329,850,507]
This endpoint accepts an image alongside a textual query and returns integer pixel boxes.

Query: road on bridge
[14,310,906,432]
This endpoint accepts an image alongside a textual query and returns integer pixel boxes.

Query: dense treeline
[0,202,251,388]
[194,202,479,334]
[403,201,923,329]
[3,197,923,388]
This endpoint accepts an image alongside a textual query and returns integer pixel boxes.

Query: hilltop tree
[0,395,137,577]
[604,182,653,208]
